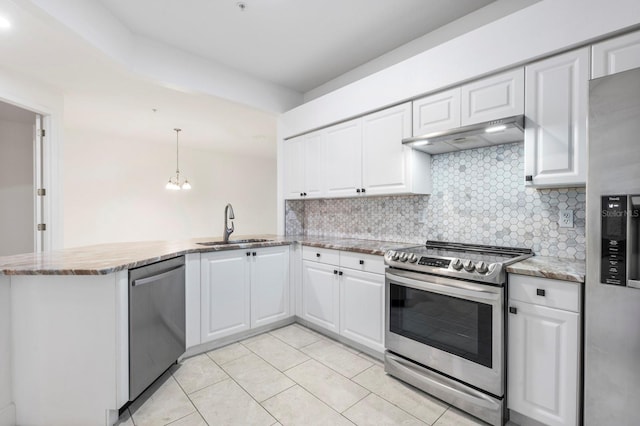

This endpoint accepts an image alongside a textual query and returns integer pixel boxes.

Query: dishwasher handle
[132,265,185,287]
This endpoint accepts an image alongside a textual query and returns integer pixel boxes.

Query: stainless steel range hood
[402,115,524,154]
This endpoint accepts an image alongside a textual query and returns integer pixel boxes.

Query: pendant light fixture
[166,128,191,190]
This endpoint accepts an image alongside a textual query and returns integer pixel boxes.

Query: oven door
[385,268,504,397]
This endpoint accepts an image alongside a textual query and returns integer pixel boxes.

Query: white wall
[63,128,277,247]
[0,119,34,256]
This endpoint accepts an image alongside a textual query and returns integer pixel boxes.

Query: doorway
[0,100,44,256]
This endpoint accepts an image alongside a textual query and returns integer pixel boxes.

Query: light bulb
[486,124,507,133]
[181,180,191,190]
[166,180,173,190]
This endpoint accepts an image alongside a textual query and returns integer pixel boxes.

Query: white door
[508,301,579,426]
[303,130,325,198]
[339,268,384,352]
[200,250,251,342]
[362,102,412,195]
[324,119,362,197]
[250,246,290,328]
[412,88,461,136]
[461,68,524,126]
[301,260,340,333]
[283,136,305,199]
[592,30,640,78]
[524,48,589,188]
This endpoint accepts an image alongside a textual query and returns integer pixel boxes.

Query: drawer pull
[334,270,338,275]
[509,307,517,314]
[536,289,546,297]
[338,271,343,276]
[316,253,321,258]
[359,260,364,265]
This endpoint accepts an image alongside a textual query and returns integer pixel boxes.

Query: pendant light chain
[166,128,191,190]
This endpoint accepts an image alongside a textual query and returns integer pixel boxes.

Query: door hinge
[38,129,46,138]
[37,223,47,231]
[37,188,46,196]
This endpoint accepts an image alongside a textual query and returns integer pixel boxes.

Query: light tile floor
[117,324,496,426]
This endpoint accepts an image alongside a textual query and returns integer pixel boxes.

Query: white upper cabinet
[286,102,431,199]
[412,68,524,137]
[283,131,325,200]
[362,103,431,196]
[413,88,461,136]
[283,135,305,199]
[524,47,589,188]
[461,68,524,126]
[592,30,640,79]
[324,119,363,197]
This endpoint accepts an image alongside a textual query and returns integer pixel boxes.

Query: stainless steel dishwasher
[128,256,186,401]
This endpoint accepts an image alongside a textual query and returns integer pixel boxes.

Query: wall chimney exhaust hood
[402,115,524,154]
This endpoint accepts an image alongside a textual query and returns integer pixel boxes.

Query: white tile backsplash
[285,142,585,260]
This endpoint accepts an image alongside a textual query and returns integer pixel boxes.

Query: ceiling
[96,0,495,94]
[0,0,534,158]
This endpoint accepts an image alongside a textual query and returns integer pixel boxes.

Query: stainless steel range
[384,241,532,426]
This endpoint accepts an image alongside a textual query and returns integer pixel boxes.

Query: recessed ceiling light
[0,16,11,29]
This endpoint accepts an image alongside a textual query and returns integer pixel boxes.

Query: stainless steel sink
[196,238,272,246]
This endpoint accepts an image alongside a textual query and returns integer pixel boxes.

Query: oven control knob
[463,260,475,272]
[475,261,488,274]
[389,251,400,261]
[408,254,418,263]
[451,258,463,270]
[399,253,409,262]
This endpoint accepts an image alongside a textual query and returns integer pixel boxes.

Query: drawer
[340,251,385,275]
[302,246,340,265]
[509,275,581,313]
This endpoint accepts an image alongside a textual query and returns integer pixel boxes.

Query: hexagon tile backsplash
[285,142,586,260]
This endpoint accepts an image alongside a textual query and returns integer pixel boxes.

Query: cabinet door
[592,30,640,78]
[324,119,362,197]
[524,48,589,188]
[303,131,324,198]
[251,246,290,328]
[301,260,340,333]
[412,88,460,136]
[339,269,384,352]
[200,251,250,342]
[283,136,305,199]
[508,301,579,426]
[362,102,412,195]
[461,68,524,126]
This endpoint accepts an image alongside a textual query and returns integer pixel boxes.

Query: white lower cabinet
[508,275,581,426]
[301,260,340,333]
[201,246,289,343]
[340,268,384,352]
[301,247,385,352]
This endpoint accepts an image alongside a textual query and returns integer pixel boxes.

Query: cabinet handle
[252,252,257,256]
[338,271,343,276]
[316,253,321,258]
[303,192,307,196]
[246,252,251,256]
[525,175,533,182]
[359,260,364,265]
[509,307,517,314]
[300,192,303,197]
[334,270,338,275]
[361,188,366,193]
[536,288,546,297]
[356,188,361,193]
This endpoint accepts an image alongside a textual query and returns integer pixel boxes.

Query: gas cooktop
[385,240,533,285]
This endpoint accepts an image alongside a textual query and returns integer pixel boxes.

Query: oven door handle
[387,271,501,302]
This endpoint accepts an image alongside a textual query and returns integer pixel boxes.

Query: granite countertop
[0,235,413,276]
[506,256,586,283]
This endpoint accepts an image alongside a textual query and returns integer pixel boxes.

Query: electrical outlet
[559,209,574,228]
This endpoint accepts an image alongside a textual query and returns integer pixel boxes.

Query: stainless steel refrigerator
[585,66,640,425]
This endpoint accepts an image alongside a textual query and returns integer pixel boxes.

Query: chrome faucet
[223,203,235,243]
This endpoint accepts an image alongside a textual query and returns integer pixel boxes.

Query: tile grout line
[168,369,211,426]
